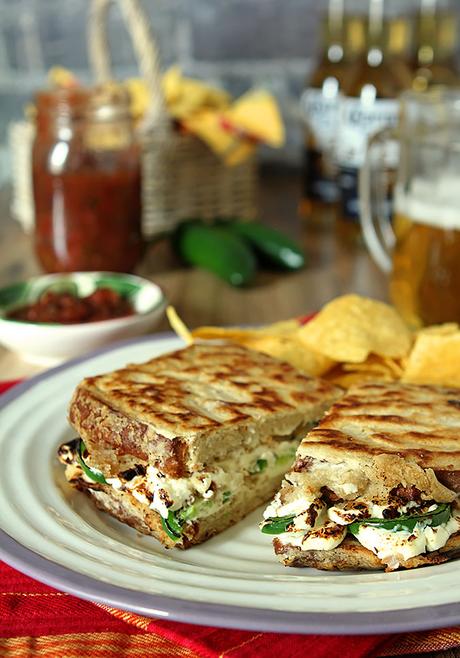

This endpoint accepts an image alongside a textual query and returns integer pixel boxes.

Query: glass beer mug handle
[359,126,399,273]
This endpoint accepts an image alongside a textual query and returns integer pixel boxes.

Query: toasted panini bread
[261,382,460,571]
[60,343,341,549]
[274,533,460,571]
[69,343,339,477]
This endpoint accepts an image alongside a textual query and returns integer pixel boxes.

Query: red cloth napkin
[1,379,459,658]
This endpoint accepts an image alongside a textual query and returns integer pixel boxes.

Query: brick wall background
[0,0,458,184]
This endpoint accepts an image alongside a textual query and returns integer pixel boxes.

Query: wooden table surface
[1,168,460,657]
[0,166,387,378]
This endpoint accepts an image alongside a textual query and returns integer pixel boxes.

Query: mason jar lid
[85,83,132,122]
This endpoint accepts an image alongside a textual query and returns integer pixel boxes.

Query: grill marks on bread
[297,382,460,474]
[270,381,460,571]
[277,381,460,554]
[68,343,341,477]
[84,345,333,431]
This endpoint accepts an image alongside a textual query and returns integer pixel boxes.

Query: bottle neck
[386,17,413,59]
[319,0,345,64]
[417,0,457,65]
[344,16,366,61]
[366,0,385,67]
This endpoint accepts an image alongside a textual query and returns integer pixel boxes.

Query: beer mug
[360,89,460,328]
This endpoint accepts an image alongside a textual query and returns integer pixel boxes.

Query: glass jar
[32,85,143,273]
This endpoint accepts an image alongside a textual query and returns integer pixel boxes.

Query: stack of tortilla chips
[190,294,460,389]
[45,66,285,166]
[128,66,284,165]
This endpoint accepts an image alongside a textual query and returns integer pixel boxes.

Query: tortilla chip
[402,330,460,387]
[342,355,403,378]
[163,66,230,120]
[325,363,395,388]
[298,295,413,363]
[192,327,267,345]
[167,306,193,345]
[416,323,459,336]
[224,89,285,147]
[243,334,334,377]
[192,323,333,376]
[192,319,299,342]
[380,357,405,377]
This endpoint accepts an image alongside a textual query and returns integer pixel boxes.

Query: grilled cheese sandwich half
[261,382,460,571]
[58,343,340,548]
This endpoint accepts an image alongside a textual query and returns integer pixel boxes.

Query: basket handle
[88,0,168,128]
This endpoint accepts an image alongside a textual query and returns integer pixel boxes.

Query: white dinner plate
[1,333,460,635]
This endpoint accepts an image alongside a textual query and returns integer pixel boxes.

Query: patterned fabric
[379,627,460,656]
[1,380,460,657]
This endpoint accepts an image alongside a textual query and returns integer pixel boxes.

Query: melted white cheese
[264,475,460,559]
[328,500,432,525]
[301,523,347,550]
[145,465,230,518]
[293,500,327,531]
[105,439,298,519]
[275,530,305,547]
[271,495,345,550]
[276,522,346,550]
[328,506,366,525]
[263,492,317,520]
[131,489,150,506]
[354,515,460,567]
[335,482,358,496]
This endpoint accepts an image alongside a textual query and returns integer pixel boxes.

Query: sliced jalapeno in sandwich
[77,440,107,485]
[348,504,451,537]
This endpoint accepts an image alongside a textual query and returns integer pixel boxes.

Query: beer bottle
[386,13,413,62]
[300,0,362,223]
[412,0,459,91]
[336,0,413,228]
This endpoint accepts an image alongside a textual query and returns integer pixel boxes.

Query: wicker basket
[88,0,258,236]
[9,0,258,237]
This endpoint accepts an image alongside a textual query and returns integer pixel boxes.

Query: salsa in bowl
[0,272,166,364]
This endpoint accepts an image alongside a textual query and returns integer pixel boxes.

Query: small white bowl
[0,272,166,365]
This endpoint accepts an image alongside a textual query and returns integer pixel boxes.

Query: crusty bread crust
[69,466,286,549]
[281,382,460,512]
[68,343,341,477]
[274,533,460,571]
[298,382,460,472]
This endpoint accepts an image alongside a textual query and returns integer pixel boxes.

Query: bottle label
[336,96,400,220]
[301,83,341,203]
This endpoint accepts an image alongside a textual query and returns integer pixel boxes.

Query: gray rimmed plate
[1,333,460,635]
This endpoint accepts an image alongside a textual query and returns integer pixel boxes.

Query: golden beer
[390,190,460,327]
[360,90,460,325]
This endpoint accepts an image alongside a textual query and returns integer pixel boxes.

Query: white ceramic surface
[0,272,166,363]
[1,334,460,634]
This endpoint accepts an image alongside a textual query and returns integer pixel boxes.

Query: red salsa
[32,87,143,274]
[7,288,134,324]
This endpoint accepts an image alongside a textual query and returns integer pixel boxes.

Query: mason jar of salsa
[33,85,143,273]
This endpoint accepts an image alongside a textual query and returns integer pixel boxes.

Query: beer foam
[394,176,460,230]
